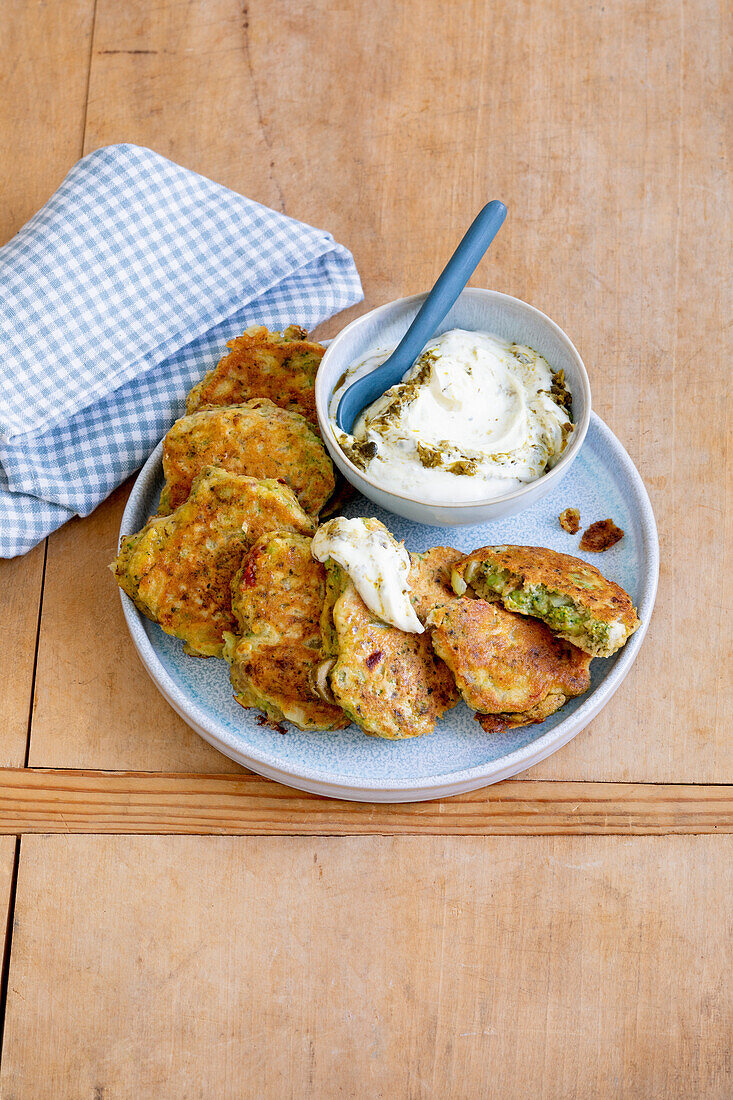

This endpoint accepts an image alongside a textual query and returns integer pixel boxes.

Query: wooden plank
[0,548,44,767]
[0,0,96,765]
[29,0,732,781]
[0,838,19,1077]
[0,836,18,942]
[533,0,732,781]
[1,835,731,1097]
[0,770,729,835]
[29,482,242,774]
[28,0,288,774]
[0,0,96,241]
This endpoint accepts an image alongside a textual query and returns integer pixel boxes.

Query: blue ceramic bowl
[316,288,592,526]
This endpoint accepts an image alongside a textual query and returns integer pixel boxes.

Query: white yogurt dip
[330,328,573,504]
[312,517,424,634]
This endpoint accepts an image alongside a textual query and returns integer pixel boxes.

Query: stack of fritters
[113,467,314,657]
[222,527,458,738]
[409,547,593,732]
[112,326,363,732]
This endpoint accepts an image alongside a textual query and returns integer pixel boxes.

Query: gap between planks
[0,770,729,835]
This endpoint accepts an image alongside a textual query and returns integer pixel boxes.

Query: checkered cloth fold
[0,144,363,557]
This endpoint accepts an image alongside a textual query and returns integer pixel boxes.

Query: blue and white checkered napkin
[0,144,363,557]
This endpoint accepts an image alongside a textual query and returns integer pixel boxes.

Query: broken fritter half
[185,324,324,426]
[316,562,458,739]
[158,398,334,517]
[451,545,639,658]
[112,467,314,658]
[224,533,347,731]
[410,547,592,732]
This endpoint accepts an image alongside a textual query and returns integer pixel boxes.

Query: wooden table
[1,1,730,1095]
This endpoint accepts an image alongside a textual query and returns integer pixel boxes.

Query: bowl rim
[315,287,592,511]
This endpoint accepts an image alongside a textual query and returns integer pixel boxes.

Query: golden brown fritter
[410,545,591,731]
[579,518,624,552]
[408,546,464,622]
[186,325,324,425]
[429,598,592,723]
[321,566,458,739]
[224,533,347,731]
[112,467,314,658]
[451,545,639,658]
[158,398,334,516]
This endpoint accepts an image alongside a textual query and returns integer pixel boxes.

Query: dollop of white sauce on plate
[312,517,424,634]
[330,328,573,504]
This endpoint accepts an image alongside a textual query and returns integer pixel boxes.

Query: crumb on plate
[559,507,580,534]
[580,518,624,552]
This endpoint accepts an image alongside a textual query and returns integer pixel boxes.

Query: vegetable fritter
[112,467,314,658]
[159,398,334,516]
[451,545,639,658]
[319,563,458,739]
[186,325,324,425]
[224,533,347,731]
[408,546,464,623]
[411,548,591,730]
[430,600,591,727]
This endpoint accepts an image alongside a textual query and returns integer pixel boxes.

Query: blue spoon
[336,200,507,433]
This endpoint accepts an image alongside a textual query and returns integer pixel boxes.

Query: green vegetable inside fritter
[451,545,639,658]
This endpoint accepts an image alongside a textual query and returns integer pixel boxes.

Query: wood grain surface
[0,0,96,766]
[0,770,729,835]
[1,835,731,1099]
[23,0,731,782]
[0,837,20,994]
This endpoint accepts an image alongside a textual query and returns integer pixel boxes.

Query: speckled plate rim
[119,412,658,803]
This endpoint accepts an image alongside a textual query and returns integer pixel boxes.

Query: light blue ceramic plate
[119,412,658,802]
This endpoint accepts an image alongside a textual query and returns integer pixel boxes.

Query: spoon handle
[335,200,507,433]
[389,199,507,370]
